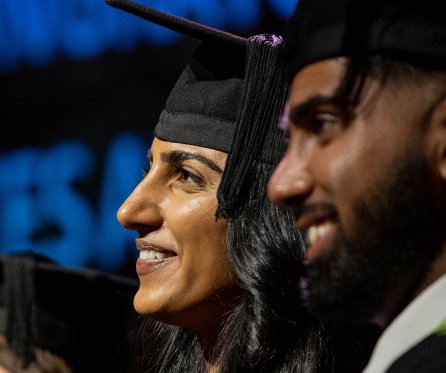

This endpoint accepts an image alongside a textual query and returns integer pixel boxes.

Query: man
[268,0,446,372]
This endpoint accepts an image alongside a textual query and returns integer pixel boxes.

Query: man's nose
[117,176,163,234]
[268,149,314,209]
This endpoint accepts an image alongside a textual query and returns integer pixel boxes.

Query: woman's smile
[136,238,178,275]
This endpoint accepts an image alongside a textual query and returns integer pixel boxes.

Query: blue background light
[0,0,297,72]
[0,0,296,273]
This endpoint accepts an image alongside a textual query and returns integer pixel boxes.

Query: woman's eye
[176,167,205,187]
[180,169,194,182]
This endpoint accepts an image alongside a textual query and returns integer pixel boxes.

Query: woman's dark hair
[216,162,327,373]
[135,162,327,373]
[135,160,379,373]
[136,319,204,373]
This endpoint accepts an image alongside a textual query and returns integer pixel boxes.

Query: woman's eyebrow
[160,150,223,174]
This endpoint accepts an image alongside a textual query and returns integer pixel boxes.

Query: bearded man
[268,1,446,372]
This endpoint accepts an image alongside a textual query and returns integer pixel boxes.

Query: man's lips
[295,203,338,261]
[304,221,337,261]
[295,202,338,231]
[307,221,335,245]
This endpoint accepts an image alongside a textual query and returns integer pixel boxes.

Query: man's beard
[300,147,445,324]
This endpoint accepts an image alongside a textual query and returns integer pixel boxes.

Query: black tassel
[216,35,289,219]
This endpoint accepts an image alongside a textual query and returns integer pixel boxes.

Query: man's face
[268,58,444,323]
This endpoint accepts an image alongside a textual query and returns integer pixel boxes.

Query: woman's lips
[136,255,178,275]
[135,239,176,254]
[135,240,178,275]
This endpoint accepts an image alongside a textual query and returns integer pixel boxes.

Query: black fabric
[4,255,36,366]
[284,0,446,78]
[386,333,446,373]
[106,0,290,217]
[105,0,248,152]
[0,252,141,373]
[155,41,246,152]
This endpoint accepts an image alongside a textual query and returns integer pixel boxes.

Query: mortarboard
[105,0,290,219]
[284,0,446,78]
[0,252,140,372]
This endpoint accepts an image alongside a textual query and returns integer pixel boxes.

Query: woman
[111,1,379,372]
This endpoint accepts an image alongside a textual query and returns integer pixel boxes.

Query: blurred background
[0,0,296,277]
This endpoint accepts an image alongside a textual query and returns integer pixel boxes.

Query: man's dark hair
[283,0,446,111]
[338,55,446,110]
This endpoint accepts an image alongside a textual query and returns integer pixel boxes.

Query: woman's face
[117,138,239,333]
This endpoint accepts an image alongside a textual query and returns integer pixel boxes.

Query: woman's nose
[117,178,163,234]
[268,151,314,209]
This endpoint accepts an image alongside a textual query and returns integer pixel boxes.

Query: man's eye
[315,113,342,130]
[314,113,344,144]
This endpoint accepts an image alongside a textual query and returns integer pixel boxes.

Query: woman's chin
[134,290,161,317]
[133,289,179,325]
[133,290,218,332]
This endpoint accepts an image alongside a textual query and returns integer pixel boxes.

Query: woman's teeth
[139,250,175,260]
[307,221,334,245]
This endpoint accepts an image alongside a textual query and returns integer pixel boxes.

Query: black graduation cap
[284,0,446,77]
[105,0,289,219]
[0,252,140,373]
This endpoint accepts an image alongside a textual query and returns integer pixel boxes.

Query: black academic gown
[386,334,446,373]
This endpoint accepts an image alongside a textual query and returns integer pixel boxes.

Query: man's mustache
[290,202,339,222]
